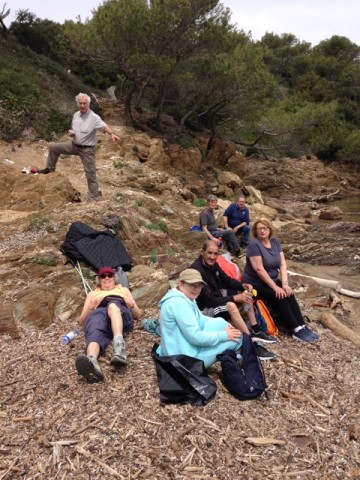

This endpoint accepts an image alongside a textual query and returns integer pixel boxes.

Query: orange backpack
[253,299,279,337]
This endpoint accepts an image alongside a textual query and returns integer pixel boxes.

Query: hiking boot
[110,339,127,366]
[253,342,277,361]
[38,167,52,174]
[251,330,277,344]
[292,328,317,343]
[75,354,104,383]
[304,326,320,340]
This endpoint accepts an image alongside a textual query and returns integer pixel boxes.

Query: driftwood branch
[287,270,360,299]
[329,291,343,310]
[312,189,339,202]
[319,312,360,346]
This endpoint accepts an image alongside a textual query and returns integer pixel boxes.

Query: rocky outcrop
[0,127,359,335]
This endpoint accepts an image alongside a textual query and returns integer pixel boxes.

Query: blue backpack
[217,334,268,401]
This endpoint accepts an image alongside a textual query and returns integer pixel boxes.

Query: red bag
[216,253,242,281]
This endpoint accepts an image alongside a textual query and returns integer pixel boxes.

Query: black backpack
[217,333,268,401]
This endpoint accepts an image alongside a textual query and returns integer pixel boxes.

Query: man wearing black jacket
[190,240,276,361]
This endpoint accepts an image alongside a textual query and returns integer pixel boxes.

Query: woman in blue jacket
[157,269,242,368]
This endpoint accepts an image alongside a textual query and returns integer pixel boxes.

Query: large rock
[249,203,278,221]
[244,185,264,205]
[166,144,202,174]
[217,170,243,196]
[319,207,343,220]
[13,286,56,328]
[127,265,170,308]
[206,137,236,166]
[2,164,80,211]
[226,153,246,179]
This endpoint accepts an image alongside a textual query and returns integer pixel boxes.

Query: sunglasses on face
[99,273,114,279]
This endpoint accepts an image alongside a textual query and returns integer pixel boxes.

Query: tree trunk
[155,83,166,131]
[124,83,136,127]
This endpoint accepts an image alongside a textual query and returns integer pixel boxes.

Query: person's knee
[226,302,237,314]
[108,302,121,316]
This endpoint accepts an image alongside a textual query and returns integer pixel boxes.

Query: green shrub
[29,217,51,232]
[81,267,94,280]
[149,250,158,263]
[28,256,58,266]
[138,219,168,232]
[113,160,124,169]
[192,198,207,207]
[158,221,168,233]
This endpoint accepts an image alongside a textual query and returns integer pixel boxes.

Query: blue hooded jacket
[157,288,241,367]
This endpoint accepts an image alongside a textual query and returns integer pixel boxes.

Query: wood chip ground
[1,309,360,480]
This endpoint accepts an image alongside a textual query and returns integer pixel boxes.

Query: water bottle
[218,236,223,247]
[60,328,80,345]
[236,353,243,366]
[243,289,257,313]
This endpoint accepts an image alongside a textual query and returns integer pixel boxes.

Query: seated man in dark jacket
[190,240,277,361]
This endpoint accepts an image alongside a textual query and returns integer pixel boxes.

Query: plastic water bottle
[60,328,80,345]
[243,289,257,313]
[236,353,243,366]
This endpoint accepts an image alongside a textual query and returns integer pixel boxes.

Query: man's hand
[110,132,120,142]
[242,283,253,292]
[233,291,253,305]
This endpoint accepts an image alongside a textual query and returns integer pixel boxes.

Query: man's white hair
[76,93,91,104]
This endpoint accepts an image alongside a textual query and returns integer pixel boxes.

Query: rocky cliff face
[0,121,359,336]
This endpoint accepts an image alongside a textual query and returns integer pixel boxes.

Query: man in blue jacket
[223,196,250,248]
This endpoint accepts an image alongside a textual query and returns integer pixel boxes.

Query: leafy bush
[192,198,207,207]
[149,250,158,263]
[0,37,95,141]
[28,256,58,266]
[113,160,124,169]
[29,217,56,233]
[138,219,168,232]
[337,131,360,163]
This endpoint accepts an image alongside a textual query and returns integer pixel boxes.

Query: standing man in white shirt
[39,93,120,201]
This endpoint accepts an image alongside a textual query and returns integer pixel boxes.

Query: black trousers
[255,279,304,330]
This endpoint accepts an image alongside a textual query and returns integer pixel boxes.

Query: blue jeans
[211,229,239,252]
[235,225,250,246]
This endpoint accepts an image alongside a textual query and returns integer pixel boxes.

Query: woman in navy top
[242,218,319,343]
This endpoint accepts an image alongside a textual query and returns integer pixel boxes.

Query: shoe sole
[75,355,104,383]
[110,355,127,366]
[251,335,277,344]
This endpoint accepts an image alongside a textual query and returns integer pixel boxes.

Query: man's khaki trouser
[46,140,99,199]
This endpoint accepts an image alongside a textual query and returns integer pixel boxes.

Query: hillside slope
[0,108,360,479]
